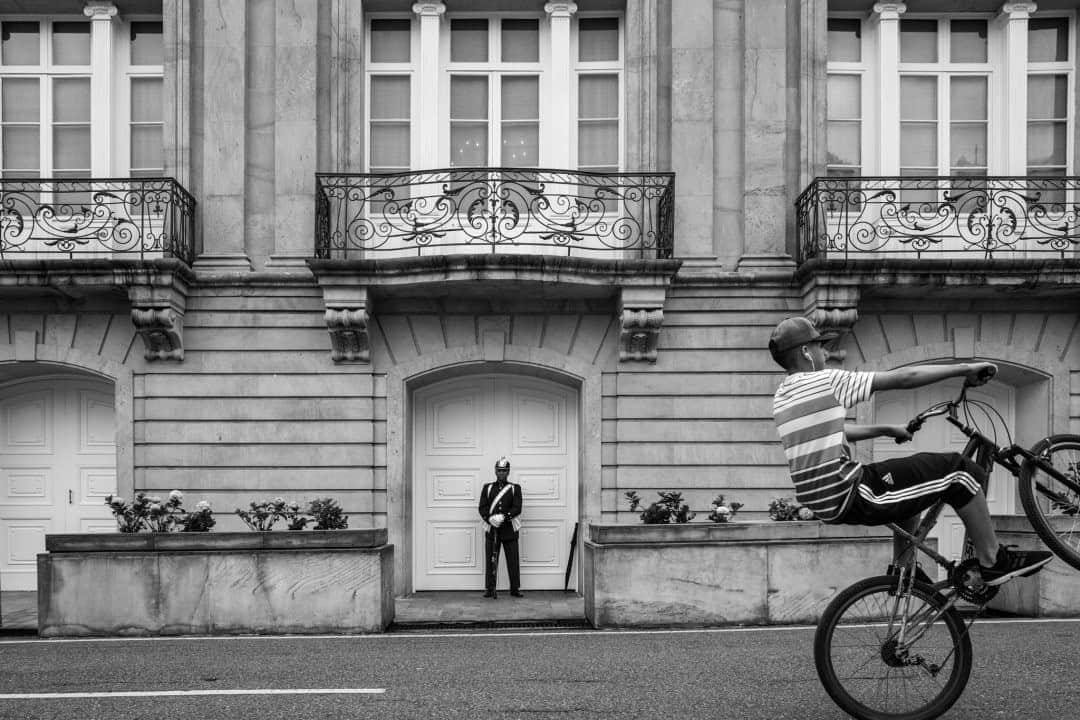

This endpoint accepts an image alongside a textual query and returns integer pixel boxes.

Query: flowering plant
[706,495,743,523]
[307,497,348,530]
[105,491,216,533]
[282,500,311,530]
[179,500,217,532]
[769,496,814,521]
[235,498,289,531]
[105,493,151,533]
[625,490,695,524]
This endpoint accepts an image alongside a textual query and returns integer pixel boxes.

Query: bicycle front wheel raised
[1020,434,1080,571]
[814,576,972,720]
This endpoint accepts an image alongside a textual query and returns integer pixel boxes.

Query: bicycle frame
[887,384,1080,583]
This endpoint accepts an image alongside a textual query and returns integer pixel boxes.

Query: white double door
[413,374,578,591]
[0,378,117,591]
[873,379,1015,573]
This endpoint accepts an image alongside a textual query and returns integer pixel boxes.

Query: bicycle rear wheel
[814,575,972,720]
[1019,434,1080,571]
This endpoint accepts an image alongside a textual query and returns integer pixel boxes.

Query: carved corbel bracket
[801,275,860,363]
[127,273,188,362]
[619,286,668,363]
[325,305,370,363]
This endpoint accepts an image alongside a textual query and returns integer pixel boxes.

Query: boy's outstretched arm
[845,424,912,443]
[871,361,996,393]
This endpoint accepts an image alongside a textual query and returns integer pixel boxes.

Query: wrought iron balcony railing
[0,178,195,265]
[315,168,675,260]
[796,176,1080,264]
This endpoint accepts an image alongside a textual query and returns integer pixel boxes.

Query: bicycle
[813,377,1080,720]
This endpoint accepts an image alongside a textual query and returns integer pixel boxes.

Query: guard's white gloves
[489,513,505,527]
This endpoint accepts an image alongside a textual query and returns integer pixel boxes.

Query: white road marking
[0,689,385,700]
[2,616,1080,645]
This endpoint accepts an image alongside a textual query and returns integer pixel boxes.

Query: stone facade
[1,0,1078,607]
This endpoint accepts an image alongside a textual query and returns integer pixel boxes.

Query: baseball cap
[768,317,835,360]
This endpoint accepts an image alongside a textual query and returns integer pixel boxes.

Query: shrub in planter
[707,495,743,523]
[769,496,814,521]
[625,490,695,524]
[308,497,348,530]
[105,491,215,533]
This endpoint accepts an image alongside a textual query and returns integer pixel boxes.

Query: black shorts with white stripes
[836,452,985,526]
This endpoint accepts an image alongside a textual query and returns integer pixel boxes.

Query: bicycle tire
[814,575,972,720]
[1019,434,1080,572]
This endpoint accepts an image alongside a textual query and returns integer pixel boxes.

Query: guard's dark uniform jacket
[478,480,523,593]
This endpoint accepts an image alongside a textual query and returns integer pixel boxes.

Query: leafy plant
[625,490,695,524]
[105,491,215,533]
[179,500,216,532]
[235,498,288,531]
[769,496,813,521]
[282,500,311,530]
[308,497,348,530]
[707,495,743,523]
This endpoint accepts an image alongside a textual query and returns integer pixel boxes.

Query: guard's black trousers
[484,532,520,592]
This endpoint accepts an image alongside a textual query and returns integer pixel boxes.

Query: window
[825,11,1075,178]
[0,16,163,180]
[363,12,624,172]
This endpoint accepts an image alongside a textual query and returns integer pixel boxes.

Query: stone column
[669,0,715,265]
[737,0,794,269]
[192,0,251,271]
[413,2,445,168]
[544,2,577,169]
[713,0,744,269]
[267,0,320,270]
[85,2,117,175]
[872,3,905,175]
[163,0,192,186]
[999,3,1036,174]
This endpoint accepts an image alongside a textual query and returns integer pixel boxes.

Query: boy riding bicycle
[769,316,1052,586]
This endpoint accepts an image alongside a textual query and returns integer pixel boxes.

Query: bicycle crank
[951,558,1000,604]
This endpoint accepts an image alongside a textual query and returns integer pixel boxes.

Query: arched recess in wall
[0,345,134,499]
[384,343,602,596]
[852,340,1067,454]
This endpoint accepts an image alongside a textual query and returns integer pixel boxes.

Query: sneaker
[979,545,1053,586]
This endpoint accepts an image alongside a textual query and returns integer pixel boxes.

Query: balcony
[1,177,195,264]
[794,177,1080,333]
[314,167,674,260]
[796,176,1080,264]
[0,178,196,361]
[308,168,681,364]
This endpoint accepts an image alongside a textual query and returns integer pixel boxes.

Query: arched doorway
[411,372,579,591]
[0,375,117,591]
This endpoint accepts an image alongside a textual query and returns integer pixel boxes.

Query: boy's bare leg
[955,489,998,566]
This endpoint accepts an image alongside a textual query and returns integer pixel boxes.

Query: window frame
[364,13,418,174]
[572,11,625,175]
[1026,13,1076,179]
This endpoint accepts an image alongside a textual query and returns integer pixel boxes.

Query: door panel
[0,379,116,590]
[413,374,578,591]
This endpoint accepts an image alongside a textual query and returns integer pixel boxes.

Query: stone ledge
[587,520,892,545]
[45,529,387,553]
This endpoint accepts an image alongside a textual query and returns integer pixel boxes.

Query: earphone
[804,347,817,372]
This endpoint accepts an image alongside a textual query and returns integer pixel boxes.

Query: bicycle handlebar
[893,367,996,444]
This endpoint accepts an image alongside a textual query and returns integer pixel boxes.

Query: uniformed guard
[478,456,523,598]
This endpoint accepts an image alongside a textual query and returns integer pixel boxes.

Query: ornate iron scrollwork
[796,176,1080,263]
[315,168,674,259]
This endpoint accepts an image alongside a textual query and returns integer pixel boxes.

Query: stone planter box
[583,521,899,627]
[38,529,394,637]
[987,515,1080,617]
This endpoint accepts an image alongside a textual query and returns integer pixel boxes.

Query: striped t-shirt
[773,369,876,522]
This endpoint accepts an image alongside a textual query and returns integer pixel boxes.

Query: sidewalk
[0,591,36,634]
[1,590,586,635]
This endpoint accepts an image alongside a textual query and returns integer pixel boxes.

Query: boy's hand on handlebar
[890,424,914,444]
[964,362,997,387]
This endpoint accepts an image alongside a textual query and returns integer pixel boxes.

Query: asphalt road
[0,618,1077,720]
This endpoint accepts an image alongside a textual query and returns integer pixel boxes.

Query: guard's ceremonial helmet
[495,457,511,470]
